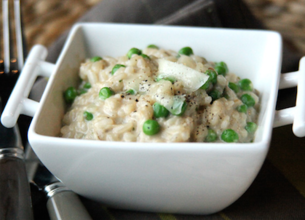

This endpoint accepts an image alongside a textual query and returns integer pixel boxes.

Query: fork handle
[0,149,34,220]
[45,182,92,220]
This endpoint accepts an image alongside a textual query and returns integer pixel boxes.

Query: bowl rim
[29,22,283,149]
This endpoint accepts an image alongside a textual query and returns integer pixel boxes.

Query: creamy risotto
[60,45,260,143]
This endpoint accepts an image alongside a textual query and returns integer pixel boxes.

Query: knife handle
[0,148,34,220]
[45,182,92,220]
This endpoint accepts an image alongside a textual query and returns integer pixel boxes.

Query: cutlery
[0,0,93,219]
[25,137,93,220]
[0,101,33,220]
[0,0,33,219]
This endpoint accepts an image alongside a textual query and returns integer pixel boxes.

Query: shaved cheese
[155,94,185,115]
[157,59,209,92]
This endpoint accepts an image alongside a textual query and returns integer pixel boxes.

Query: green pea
[178,47,193,56]
[205,129,217,142]
[90,56,102,62]
[147,44,159,49]
[200,80,211,90]
[99,87,114,100]
[111,64,126,75]
[205,69,217,84]
[215,62,228,76]
[141,54,150,59]
[238,79,253,91]
[201,69,218,90]
[153,102,169,118]
[221,129,239,143]
[241,94,255,107]
[143,119,160,135]
[237,104,248,113]
[78,82,91,95]
[83,82,91,89]
[127,48,142,58]
[156,76,176,84]
[126,89,136,95]
[78,88,87,95]
[228,82,240,93]
[208,89,221,101]
[171,101,187,116]
[245,122,257,133]
[64,87,77,104]
[83,111,93,121]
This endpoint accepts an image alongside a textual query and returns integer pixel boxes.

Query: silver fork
[0,0,34,219]
[2,0,25,74]
[1,2,93,220]
[1,0,26,104]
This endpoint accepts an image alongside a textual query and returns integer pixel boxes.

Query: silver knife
[0,98,34,220]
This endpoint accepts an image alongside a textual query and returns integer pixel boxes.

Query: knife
[24,145,92,220]
[0,98,34,220]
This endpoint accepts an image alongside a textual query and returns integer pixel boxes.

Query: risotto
[60,45,260,143]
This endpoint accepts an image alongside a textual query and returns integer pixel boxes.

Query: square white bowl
[2,23,287,214]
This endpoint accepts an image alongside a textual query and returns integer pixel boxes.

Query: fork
[0,0,34,219]
[1,1,93,220]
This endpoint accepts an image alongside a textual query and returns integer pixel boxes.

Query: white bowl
[2,23,305,214]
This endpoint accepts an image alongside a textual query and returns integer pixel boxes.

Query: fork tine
[14,0,24,71]
[2,0,12,74]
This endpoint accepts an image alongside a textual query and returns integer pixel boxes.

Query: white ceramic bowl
[2,23,305,214]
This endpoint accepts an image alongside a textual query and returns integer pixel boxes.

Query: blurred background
[0,0,305,55]
[21,0,100,48]
[245,0,305,54]
[22,0,305,55]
